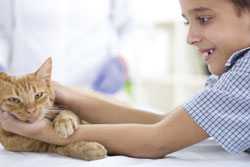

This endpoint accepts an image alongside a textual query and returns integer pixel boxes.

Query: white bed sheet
[1,139,250,167]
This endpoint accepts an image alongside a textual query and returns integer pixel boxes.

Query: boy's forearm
[65,108,208,158]
[56,84,163,124]
[75,95,163,124]
[69,124,168,158]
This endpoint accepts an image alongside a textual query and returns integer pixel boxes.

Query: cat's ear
[0,72,11,82]
[35,57,52,83]
[0,72,12,89]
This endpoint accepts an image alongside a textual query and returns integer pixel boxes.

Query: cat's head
[0,58,55,123]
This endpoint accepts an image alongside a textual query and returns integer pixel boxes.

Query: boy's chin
[208,65,224,76]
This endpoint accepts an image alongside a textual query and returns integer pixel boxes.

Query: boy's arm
[54,82,163,124]
[67,106,208,158]
[0,106,208,158]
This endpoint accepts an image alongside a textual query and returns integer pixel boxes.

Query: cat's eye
[35,92,44,100]
[7,97,21,104]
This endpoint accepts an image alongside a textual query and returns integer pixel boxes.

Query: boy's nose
[187,27,202,45]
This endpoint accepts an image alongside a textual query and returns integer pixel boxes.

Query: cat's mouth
[26,117,42,123]
[10,110,44,123]
[26,111,44,123]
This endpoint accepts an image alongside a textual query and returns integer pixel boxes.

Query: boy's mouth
[199,48,216,63]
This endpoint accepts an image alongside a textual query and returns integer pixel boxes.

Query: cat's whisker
[46,106,65,110]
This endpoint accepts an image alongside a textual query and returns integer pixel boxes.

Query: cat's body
[0,58,107,160]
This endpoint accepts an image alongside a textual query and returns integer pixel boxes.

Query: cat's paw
[53,111,79,138]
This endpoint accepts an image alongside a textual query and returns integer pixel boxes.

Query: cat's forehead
[0,72,50,95]
[1,74,48,93]
[16,74,47,88]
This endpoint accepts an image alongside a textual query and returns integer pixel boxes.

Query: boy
[1,0,250,158]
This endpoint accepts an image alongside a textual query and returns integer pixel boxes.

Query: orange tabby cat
[0,58,107,160]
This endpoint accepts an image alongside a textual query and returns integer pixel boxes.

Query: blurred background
[0,0,209,113]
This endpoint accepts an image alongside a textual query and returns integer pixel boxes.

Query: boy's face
[180,0,250,75]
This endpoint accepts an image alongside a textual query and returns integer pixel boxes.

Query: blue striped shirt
[183,47,250,153]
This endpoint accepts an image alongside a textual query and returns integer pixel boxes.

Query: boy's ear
[35,57,52,83]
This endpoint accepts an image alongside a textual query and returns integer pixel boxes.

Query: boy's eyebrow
[191,7,212,12]
[182,7,213,17]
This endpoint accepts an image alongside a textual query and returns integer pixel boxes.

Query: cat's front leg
[52,141,107,160]
[53,110,80,138]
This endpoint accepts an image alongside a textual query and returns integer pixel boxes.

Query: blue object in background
[0,65,5,72]
[92,56,128,94]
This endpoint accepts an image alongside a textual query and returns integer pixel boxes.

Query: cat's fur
[0,58,107,160]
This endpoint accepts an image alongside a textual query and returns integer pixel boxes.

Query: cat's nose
[26,107,36,114]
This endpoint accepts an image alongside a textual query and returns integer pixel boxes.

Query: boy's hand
[0,110,47,136]
[0,110,70,145]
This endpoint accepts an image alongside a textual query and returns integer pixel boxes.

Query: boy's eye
[35,92,44,100]
[182,17,189,25]
[197,16,211,25]
[184,20,189,25]
[7,97,21,104]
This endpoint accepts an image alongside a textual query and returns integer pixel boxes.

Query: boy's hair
[231,0,250,15]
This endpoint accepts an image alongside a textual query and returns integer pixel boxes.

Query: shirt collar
[224,47,250,72]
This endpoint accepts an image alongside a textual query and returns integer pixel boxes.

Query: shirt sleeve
[182,67,250,153]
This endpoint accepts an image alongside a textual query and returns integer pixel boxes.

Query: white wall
[122,1,208,113]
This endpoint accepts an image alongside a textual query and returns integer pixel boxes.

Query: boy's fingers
[2,112,14,121]
[0,112,2,128]
[0,111,7,121]
[0,110,50,136]
[0,112,23,132]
